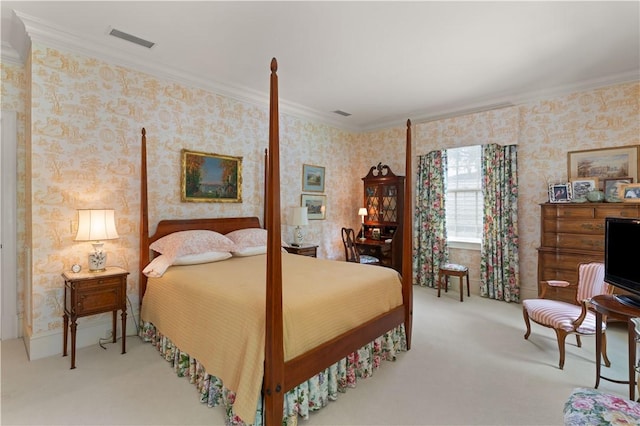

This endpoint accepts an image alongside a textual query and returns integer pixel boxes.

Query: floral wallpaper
[2,40,638,349]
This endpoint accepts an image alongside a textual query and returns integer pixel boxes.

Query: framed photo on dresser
[548,183,572,203]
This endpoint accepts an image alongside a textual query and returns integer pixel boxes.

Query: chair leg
[466,274,470,297]
[459,276,463,302]
[555,329,568,370]
[576,335,582,348]
[523,308,532,340]
[601,331,611,368]
[437,272,442,297]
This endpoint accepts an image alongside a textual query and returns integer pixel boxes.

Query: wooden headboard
[149,217,261,245]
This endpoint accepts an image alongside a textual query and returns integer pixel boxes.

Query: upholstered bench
[563,387,640,425]
[438,263,470,302]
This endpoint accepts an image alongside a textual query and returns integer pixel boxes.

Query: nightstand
[284,244,318,257]
[62,266,129,369]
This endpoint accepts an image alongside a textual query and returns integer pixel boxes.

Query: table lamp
[358,207,367,240]
[291,206,308,246]
[75,209,119,272]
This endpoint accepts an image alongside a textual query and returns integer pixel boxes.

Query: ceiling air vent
[332,110,352,117]
[109,28,155,49]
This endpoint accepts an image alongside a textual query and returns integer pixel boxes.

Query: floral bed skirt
[563,387,640,425]
[140,322,407,426]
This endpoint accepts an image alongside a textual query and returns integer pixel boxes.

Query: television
[604,217,640,308]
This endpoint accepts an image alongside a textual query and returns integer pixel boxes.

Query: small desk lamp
[75,209,119,272]
[358,207,367,240]
[290,206,309,246]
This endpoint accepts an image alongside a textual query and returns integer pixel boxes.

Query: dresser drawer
[541,232,604,251]
[543,218,605,235]
[542,205,595,219]
[594,205,640,219]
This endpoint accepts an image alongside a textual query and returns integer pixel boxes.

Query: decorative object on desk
[74,209,119,272]
[622,183,640,203]
[181,149,242,203]
[548,183,572,203]
[290,206,308,246]
[371,228,381,240]
[586,190,605,203]
[570,178,598,202]
[358,207,367,241]
[302,164,325,192]
[301,194,326,220]
[567,146,639,185]
[603,177,632,202]
[71,264,81,273]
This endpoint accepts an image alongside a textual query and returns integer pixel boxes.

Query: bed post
[264,58,285,425]
[264,148,269,229]
[139,127,149,307]
[403,119,413,350]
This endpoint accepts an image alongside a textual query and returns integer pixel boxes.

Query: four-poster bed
[138,58,413,425]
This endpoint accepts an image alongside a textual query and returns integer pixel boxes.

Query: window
[446,145,482,245]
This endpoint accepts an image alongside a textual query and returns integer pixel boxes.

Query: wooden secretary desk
[357,163,405,272]
[537,202,640,303]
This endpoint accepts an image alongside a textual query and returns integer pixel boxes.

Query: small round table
[591,294,640,400]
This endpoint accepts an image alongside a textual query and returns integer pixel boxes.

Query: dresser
[537,203,640,303]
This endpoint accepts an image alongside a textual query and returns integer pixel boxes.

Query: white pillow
[150,230,236,258]
[173,251,232,265]
[225,228,268,248]
[143,255,173,278]
[231,246,267,257]
[143,251,232,278]
[226,228,287,250]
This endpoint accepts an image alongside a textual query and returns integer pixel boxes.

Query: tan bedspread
[141,252,403,422]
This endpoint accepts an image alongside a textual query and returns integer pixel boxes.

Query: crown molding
[7,11,639,134]
[14,11,359,132]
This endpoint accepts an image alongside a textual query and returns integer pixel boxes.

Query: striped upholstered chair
[522,262,613,370]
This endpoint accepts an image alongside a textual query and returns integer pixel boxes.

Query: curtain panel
[480,144,520,302]
[414,150,448,288]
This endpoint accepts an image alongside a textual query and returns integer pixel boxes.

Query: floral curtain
[480,144,520,302]
[414,150,448,288]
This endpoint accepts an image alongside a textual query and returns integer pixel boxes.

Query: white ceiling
[2,1,639,131]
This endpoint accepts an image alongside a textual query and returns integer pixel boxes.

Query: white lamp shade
[75,209,119,241]
[291,207,309,226]
[358,207,367,217]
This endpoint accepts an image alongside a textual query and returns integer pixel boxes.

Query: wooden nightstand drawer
[75,282,122,315]
[284,245,318,257]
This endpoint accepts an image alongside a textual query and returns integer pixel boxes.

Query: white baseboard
[24,314,139,360]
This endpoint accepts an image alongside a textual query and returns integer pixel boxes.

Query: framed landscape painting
[567,146,639,189]
[302,164,325,192]
[301,194,326,220]
[181,149,242,202]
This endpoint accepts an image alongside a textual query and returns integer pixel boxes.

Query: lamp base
[88,251,107,273]
[293,226,304,246]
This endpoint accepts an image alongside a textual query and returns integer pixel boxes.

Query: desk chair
[341,228,379,265]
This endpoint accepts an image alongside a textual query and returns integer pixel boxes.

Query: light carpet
[1,286,633,425]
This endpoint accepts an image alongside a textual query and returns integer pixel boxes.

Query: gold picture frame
[181,149,242,203]
[622,183,640,203]
[567,146,639,189]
